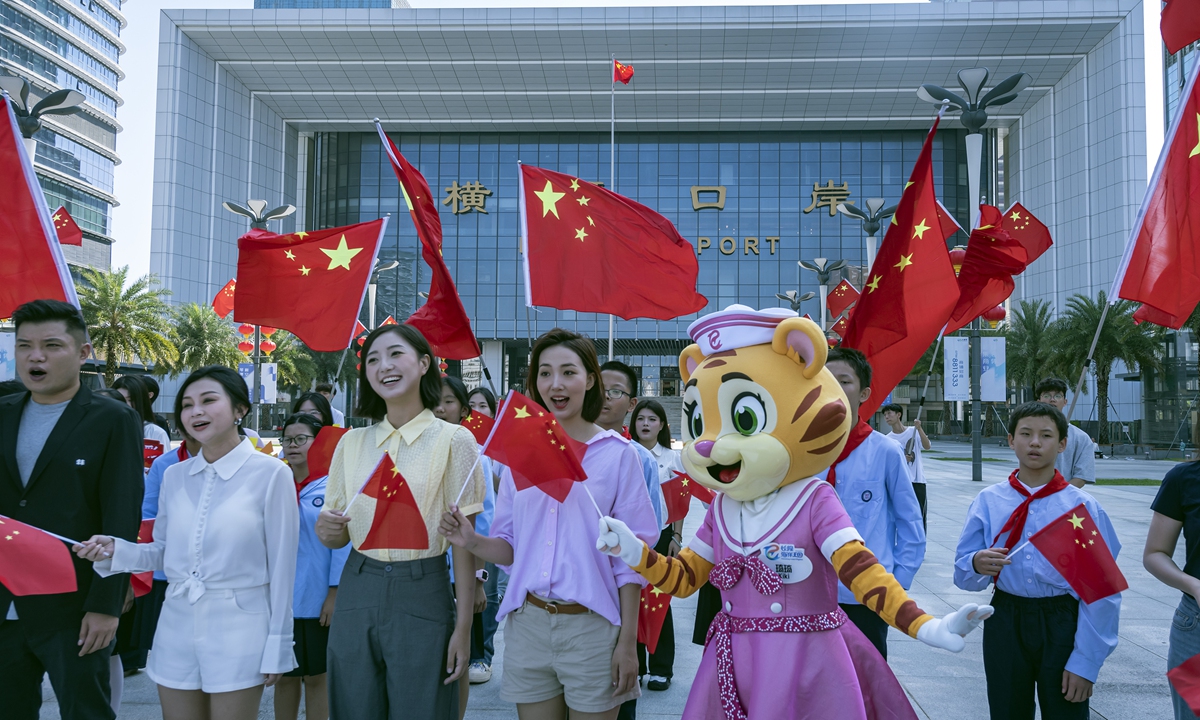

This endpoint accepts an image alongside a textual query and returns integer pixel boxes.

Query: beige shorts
[500,601,641,712]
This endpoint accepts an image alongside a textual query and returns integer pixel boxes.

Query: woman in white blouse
[75,365,299,720]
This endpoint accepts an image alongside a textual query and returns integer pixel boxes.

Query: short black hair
[141,376,160,400]
[826,346,872,389]
[174,365,252,432]
[468,386,497,416]
[631,398,672,447]
[1007,401,1068,441]
[527,328,604,423]
[0,379,26,398]
[356,324,442,420]
[315,382,335,395]
[281,412,324,438]
[13,299,88,346]
[880,403,903,417]
[600,360,639,397]
[113,375,154,424]
[1034,377,1069,398]
[292,391,334,427]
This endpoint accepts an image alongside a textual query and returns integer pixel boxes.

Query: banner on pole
[0,332,13,381]
[980,337,1007,402]
[261,363,278,404]
[238,363,254,400]
[944,337,970,401]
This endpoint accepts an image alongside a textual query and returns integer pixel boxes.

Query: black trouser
[841,602,890,660]
[983,589,1089,720]
[912,482,927,531]
[0,618,116,720]
[636,528,675,679]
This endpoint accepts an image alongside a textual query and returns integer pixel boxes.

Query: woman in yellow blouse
[314,324,485,719]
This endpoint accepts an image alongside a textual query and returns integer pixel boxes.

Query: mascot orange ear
[771,317,827,380]
[679,344,706,384]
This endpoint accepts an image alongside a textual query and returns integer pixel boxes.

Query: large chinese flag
[376,123,481,360]
[637,584,672,653]
[1029,503,1128,604]
[1000,203,1053,264]
[840,115,960,417]
[234,219,387,351]
[0,101,78,318]
[1162,0,1200,55]
[52,206,83,246]
[212,279,236,319]
[0,515,77,596]
[131,519,155,598]
[1112,64,1200,328]
[519,165,707,321]
[462,410,495,446]
[944,218,1030,334]
[482,392,588,503]
[358,454,428,551]
[826,279,859,318]
[306,426,349,480]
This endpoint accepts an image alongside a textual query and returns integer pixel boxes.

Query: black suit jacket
[0,384,144,631]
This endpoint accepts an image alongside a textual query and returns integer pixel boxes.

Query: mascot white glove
[915,602,994,653]
[596,516,646,567]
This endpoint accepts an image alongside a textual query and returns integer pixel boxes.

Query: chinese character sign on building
[443,181,492,214]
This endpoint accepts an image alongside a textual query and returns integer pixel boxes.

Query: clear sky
[108,0,1167,282]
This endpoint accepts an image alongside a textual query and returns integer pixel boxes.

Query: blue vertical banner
[238,363,255,401]
[0,332,13,381]
[944,336,970,401]
[980,337,1007,402]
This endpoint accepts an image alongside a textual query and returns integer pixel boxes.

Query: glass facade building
[1,0,123,265]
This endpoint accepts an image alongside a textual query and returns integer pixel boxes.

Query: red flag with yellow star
[1112,63,1200,329]
[1029,503,1127,604]
[613,60,634,85]
[131,519,155,598]
[1000,203,1052,264]
[358,454,428,551]
[840,115,959,417]
[661,470,715,524]
[51,206,82,246]
[462,410,495,446]
[482,391,588,503]
[519,164,707,320]
[944,217,1030,334]
[233,219,387,352]
[0,515,77,596]
[212,279,236,319]
[826,279,859,318]
[638,584,672,653]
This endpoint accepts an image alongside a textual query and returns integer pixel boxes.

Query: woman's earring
[235,416,242,426]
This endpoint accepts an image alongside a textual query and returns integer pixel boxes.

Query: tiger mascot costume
[598,305,992,720]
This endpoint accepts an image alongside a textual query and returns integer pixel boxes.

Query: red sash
[992,469,1069,549]
[825,421,873,488]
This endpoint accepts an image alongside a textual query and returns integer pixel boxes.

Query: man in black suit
[0,299,143,720]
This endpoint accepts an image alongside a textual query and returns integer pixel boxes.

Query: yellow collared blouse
[325,408,486,562]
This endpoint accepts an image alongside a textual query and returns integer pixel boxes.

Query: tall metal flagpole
[608,54,616,360]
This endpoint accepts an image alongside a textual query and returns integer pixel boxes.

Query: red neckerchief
[176,444,190,462]
[991,469,1069,549]
[825,420,873,487]
[621,425,632,440]
[295,471,324,503]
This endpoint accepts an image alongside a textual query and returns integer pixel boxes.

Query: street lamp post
[799,258,847,331]
[836,198,898,274]
[0,76,85,157]
[774,290,816,314]
[222,199,297,431]
[368,260,400,329]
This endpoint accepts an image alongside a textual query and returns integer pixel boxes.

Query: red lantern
[983,305,1007,328]
[238,323,255,337]
[357,336,365,346]
[355,363,361,372]
[237,340,254,354]
[259,339,277,355]
[949,246,967,276]
[260,327,277,336]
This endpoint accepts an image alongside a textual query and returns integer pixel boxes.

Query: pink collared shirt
[491,429,659,626]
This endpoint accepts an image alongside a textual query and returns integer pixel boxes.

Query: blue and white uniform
[295,475,351,618]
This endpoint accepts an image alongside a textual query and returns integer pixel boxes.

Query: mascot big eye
[597,305,992,720]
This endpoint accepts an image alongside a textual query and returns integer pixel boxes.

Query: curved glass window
[0,36,118,115]
[2,5,119,89]
[33,127,115,192]
[14,0,121,62]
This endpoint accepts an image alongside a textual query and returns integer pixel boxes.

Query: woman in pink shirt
[440,328,658,720]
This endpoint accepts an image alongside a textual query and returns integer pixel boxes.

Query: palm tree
[268,331,320,391]
[159,303,244,376]
[77,267,177,385]
[1006,299,1055,402]
[1050,291,1162,443]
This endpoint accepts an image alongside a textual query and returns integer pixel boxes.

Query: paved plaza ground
[40,440,1187,719]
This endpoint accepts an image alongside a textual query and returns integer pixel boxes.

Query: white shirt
[331,407,346,427]
[646,442,684,529]
[95,439,299,674]
[884,426,926,484]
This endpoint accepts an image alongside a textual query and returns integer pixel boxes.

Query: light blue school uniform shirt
[816,431,926,605]
[952,477,1122,682]
[295,476,352,618]
[143,446,188,581]
[630,441,666,529]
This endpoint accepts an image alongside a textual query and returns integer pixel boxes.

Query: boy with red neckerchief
[955,401,1122,719]
[815,347,926,659]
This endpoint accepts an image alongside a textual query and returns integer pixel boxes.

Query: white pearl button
[770,603,783,614]
[724,602,732,612]
[543,572,548,577]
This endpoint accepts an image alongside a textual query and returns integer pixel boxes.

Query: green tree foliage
[1006,299,1055,402]
[76,267,177,385]
[158,303,244,376]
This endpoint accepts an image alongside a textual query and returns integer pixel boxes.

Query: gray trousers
[328,551,458,720]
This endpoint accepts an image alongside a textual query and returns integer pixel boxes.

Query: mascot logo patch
[313,497,324,508]
[708,329,722,350]
[861,490,873,503]
[760,543,812,584]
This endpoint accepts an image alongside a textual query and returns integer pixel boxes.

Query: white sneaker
[469,662,492,684]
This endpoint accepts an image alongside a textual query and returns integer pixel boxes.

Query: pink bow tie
[709,554,782,596]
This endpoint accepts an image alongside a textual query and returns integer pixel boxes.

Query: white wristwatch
[475,568,489,583]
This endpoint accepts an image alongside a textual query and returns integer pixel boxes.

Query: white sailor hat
[686,304,798,356]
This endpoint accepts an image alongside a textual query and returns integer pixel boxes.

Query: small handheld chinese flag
[52,206,82,246]
[306,426,349,480]
[830,315,850,339]
[482,391,588,503]
[999,203,1053,264]
[637,584,672,653]
[613,60,634,84]
[131,519,155,598]
[0,515,77,596]
[462,410,495,446]
[1168,653,1200,714]
[660,470,715,524]
[212,279,236,319]
[826,279,859,318]
[1029,503,1127,604]
[358,454,428,551]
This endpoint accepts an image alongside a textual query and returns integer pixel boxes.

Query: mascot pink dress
[599,305,992,720]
